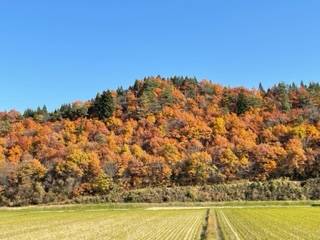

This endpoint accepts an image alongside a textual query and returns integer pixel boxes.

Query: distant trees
[178,152,215,185]
[23,105,49,122]
[235,91,262,115]
[138,78,161,116]
[1,77,320,205]
[221,89,262,115]
[268,82,291,112]
[0,120,10,136]
[51,102,88,120]
[88,90,115,120]
[258,82,266,94]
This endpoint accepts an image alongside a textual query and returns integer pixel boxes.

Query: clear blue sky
[1,0,320,112]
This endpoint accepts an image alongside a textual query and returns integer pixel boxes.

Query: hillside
[1,76,320,205]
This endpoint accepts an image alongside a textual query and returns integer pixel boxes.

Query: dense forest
[1,76,320,205]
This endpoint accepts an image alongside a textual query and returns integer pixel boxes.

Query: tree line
[1,76,320,205]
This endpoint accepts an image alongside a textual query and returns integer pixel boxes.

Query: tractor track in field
[219,210,241,240]
[214,210,223,240]
[200,209,210,240]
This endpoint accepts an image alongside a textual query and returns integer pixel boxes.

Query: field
[0,206,205,240]
[215,207,320,240]
[1,203,320,240]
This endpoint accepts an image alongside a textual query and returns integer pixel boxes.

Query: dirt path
[145,205,309,211]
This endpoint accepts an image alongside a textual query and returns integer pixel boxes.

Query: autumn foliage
[1,76,320,205]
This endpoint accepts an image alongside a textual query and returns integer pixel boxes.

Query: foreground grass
[215,207,320,240]
[0,207,205,240]
[1,201,320,240]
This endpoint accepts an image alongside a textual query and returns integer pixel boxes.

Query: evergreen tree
[235,91,263,115]
[236,92,248,115]
[89,91,115,120]
[277,82,291,112]
[23,105,49,121]
[116,86,125,96]
[23,108,36,118]
[258,82,266,94]
[159,86,174,107]
[137,78,161,116]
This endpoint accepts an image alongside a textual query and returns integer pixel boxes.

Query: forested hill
[1,76,320,205]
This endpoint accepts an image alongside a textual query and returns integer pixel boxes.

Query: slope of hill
[1,76,320,205]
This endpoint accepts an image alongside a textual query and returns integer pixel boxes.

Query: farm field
[0,206,205,240]
[1,203,320,240]
[215,207,320,240]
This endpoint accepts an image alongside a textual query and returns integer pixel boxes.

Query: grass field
[0,207,205,240]
[1,202,320,240]
[215,207,320,240]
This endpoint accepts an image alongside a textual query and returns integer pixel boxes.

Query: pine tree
[236,92,248,115]
[277,82,291,112]
[258,82,266,94]
[89,90,115,120]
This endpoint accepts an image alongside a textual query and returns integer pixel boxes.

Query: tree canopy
[1,76,320,205]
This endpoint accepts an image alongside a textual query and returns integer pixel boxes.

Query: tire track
[220,211,241,240]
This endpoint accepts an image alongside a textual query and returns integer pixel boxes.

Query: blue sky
[1,0,320,111]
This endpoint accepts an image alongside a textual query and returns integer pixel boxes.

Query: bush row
[1,178,320,206]
[70,178,320,205]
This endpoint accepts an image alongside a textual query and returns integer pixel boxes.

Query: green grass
[0,207,205,240]
[215,207,320,240]
[1,202,320,240]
